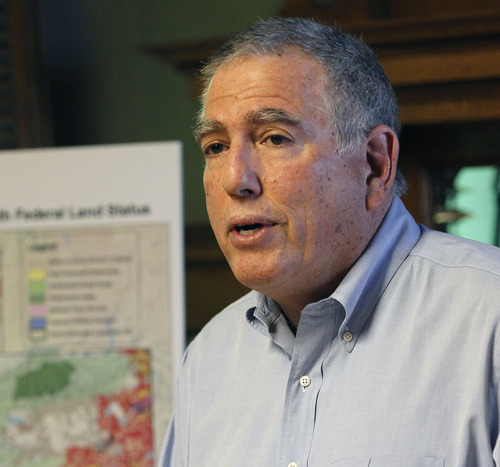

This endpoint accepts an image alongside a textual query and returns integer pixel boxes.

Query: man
[161,18,500,466]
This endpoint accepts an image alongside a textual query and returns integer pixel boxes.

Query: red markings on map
[64,349,154,466]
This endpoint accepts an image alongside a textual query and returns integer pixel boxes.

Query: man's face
[200,50,376,315]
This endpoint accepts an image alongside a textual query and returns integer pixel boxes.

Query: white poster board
[0,142,184,466]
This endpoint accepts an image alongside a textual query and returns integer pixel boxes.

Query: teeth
[237,224,262,235]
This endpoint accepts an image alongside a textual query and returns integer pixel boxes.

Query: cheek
[273,167,327,240]
[270,164,309,200]
[203,172,218,203]
[202,170,211,194]
[297,162,361,240]
[203,174,223,227]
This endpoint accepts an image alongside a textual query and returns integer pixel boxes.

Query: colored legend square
[29,305,47,317]
[29,281,46,294]
[30,328,47,341]
[29,317,46,329]
[29,293,45,304]
[28,269,46,281]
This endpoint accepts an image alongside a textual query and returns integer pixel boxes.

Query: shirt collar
[247,293,296,357]
[332,198,421,351]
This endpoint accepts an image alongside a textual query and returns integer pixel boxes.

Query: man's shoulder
[411,226,500,276]
[187,291,258,348]
[180,291,262,375]
[203,290,258,330]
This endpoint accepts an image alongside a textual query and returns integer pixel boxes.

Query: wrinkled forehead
[202,51,331,120]
[200,48,331,111]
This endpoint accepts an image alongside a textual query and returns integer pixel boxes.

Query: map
[0,144,185,465]
[0,349,153,466]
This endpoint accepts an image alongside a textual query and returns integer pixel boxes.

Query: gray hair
[197,17,407,197]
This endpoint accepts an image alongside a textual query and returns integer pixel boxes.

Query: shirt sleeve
[158,415,176,466]
[491,354,500,463]
[159,342,195,467]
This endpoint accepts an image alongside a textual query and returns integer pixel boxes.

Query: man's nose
[222,142,262,198]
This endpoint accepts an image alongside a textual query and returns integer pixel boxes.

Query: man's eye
[267,134,290,146]
[204,143,226,156]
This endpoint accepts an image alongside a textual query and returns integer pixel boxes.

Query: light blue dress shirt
[161,198,500,466]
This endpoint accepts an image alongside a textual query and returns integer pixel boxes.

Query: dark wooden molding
[142,11,500,131]
[2,0,52,149]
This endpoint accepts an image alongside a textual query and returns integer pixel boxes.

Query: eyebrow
[194,107,301,143]
[244,107,301,127]
[193,119,225,143]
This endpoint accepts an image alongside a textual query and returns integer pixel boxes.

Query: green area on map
[14,361,75,398]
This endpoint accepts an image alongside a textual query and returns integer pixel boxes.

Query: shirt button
[343,331,353,342]
[288,463,298,467]
[299,375,311,388]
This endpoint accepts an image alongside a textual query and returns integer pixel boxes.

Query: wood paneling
[0,0,51,149]
[281,0,500,24]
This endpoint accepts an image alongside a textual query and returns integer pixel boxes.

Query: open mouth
[235,223,264,236]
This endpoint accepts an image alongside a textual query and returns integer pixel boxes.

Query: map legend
[28,269,47,341]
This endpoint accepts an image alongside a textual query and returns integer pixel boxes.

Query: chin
[233,272,269,291]
[227,251,292,292]
[232,265,287,296]
[231,265,271,288]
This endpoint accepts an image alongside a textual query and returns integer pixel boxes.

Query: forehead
[203,50,329,122]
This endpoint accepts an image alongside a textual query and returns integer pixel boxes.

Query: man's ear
[365,125,399,211]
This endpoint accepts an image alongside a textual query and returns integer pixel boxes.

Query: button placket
[279,300,342,467]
